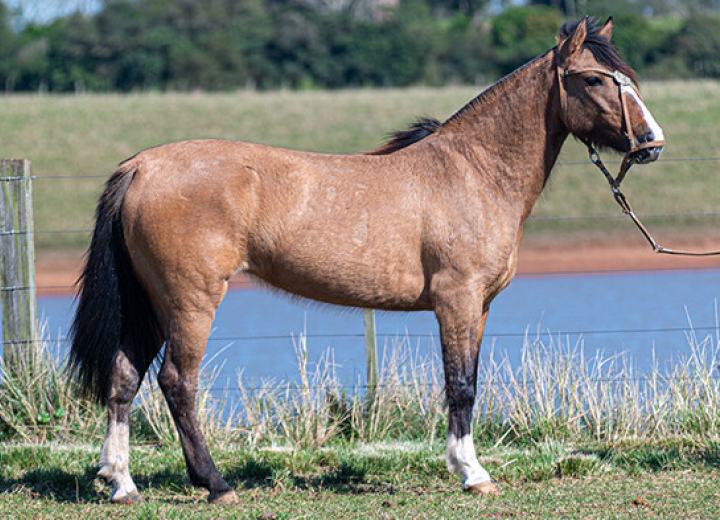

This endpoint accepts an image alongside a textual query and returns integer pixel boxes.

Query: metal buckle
[611,70,634,88]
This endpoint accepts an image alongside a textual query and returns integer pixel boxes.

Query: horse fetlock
[98,455,138,502]
[445,433,492,487]
[98,455,122,482]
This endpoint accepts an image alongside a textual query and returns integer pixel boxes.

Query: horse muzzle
[628,129,665,165]
[629,144,663,165]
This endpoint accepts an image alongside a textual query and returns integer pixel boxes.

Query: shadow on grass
[224,459,395,494]
[0,458,396,504]
[579,439,720,473]
[0,466,100,502]
[0,464,213,503]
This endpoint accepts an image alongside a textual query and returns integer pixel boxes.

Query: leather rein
[557,63,720,256]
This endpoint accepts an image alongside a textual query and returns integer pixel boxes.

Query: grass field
[2,80,720,249]
[2,440,720,519]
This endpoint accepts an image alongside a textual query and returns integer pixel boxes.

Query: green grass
[2,440,720,519]
[1,81,719,249]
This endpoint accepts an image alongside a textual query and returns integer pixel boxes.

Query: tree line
[1,0,720,93]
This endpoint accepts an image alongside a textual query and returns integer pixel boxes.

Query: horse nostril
[638,129,655,144]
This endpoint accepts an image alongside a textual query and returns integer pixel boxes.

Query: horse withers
[69,17,663,504]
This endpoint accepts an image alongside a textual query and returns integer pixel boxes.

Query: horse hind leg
[98,345,160,504]
[158,302,239,504]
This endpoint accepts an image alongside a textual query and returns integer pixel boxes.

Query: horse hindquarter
[102,142,256,503]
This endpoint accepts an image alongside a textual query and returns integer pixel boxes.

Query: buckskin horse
[70,17,664,503]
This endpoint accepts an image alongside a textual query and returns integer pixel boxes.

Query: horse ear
[557,17,588,66]
[598,17,614,41]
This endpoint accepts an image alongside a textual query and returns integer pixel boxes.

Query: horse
[69,17,664,504]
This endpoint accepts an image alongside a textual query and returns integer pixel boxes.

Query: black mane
[365,117,442,156]
[559,18,638,85]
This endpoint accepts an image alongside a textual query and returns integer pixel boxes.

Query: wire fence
[3,324,718,350]
[5,157,720,388]
[154,372,720,396]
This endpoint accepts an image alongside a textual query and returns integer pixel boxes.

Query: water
[35,269,720,390]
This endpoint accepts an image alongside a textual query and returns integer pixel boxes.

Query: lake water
[34,268,720,391]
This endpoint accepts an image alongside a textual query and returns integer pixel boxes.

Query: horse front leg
[435,290,499,495]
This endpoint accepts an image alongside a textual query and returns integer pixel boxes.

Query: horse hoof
[464,481,500,495]
[209,489,240,504]
[112,491,145,505]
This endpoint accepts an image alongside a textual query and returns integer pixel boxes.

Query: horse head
[555,17,665,166]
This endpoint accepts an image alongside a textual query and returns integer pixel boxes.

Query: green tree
[45,13,107,91]
[264,6,329,88]
[490,6,563,76]
[425,0,489,17]
[0,1,17,91]
[610,13,666,74]
[341,0,436,87]
[672,14,720,77]
[142,0,271,90]
[14,22,56,91]
[38,0,274,92]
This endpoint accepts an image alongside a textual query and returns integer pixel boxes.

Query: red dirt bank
[35,236,720,296]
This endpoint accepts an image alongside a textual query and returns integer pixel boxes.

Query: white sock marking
[98,420,138,501]
[445,432,492,488]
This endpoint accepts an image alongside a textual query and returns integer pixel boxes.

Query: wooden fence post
[363,309,378,396]
[0,160,37,373]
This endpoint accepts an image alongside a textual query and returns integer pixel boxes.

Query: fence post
[0,160,37,373]
[363,309,378,396]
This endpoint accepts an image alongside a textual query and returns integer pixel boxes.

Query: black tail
[69,163,164,405]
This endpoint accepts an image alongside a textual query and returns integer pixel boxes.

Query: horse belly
[246,240,430,311]
[243,158,430,310]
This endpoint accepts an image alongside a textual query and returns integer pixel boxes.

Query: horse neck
[439,51,567,215]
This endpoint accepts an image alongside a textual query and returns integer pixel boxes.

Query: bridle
[557,64,666,184]
[556,59,720,256]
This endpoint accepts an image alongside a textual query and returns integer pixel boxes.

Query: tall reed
[474,325,720,443]
[0,324,105,442]
[2,318,720,447]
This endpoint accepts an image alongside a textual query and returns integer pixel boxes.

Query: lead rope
[588,145,720,256]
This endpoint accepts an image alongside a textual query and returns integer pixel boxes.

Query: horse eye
[586,76,603,87]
